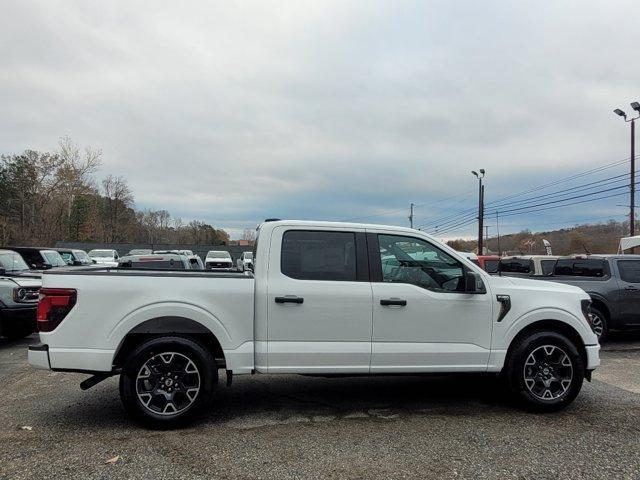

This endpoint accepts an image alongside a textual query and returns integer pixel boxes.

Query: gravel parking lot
[1,335,639,480]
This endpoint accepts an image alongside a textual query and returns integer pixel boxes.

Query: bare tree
[241,228,256,242]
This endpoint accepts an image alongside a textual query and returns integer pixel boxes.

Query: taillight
[37,288,77,332]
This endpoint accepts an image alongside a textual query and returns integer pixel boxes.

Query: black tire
[119,336,217,427]
[506,331,584,412]
[589,306,608,343]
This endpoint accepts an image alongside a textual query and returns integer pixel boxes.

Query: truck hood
[489,274,588,297]
[1,274,42,288]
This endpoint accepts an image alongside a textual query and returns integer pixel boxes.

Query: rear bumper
[28,343,114,372]
[585,344,600,370]
[28,343,50,370]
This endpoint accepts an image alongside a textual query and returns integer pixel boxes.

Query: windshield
[207,251,231,259]
[74,250,89,261]
[89,249,115,258]
[0,252,30,272]
[42,251,67,267]
[244,252,253,259]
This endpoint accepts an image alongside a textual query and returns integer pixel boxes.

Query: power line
[417,165,635,231]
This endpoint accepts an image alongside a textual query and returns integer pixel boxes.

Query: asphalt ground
[1,333,639,479]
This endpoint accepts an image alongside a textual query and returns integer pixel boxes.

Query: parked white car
[236,251,253,271]
[87,249,119,267]
[29,220,599,426]
[204,250,233,271]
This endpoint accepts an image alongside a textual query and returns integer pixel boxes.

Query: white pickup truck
[29,220,600,426]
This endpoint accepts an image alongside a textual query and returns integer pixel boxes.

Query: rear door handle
[275,296,304,304]
[380,298,407,307]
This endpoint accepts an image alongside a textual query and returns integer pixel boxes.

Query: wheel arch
[112,316,226,369]
[504,319,587,371]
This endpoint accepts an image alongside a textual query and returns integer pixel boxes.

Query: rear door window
[618,260,640,283]
[281,230,357,281]
[554,259,607,277]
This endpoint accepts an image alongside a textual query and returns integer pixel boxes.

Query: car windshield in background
[42,251,67,267]
[0,252,30,272]
[554,259,607,277]
[207,251,230,258]
[89,250,115,258]
[499,259,532,273]
[74,251,89,261]
[244,252,253,259]
[59,252,74,263]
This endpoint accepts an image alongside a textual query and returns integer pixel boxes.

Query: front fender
[488,307,597,372]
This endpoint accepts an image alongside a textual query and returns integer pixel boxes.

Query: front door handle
[380,298,407,307]
[275,296,304,304]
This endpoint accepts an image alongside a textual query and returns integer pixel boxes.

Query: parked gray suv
[539,255,640,341]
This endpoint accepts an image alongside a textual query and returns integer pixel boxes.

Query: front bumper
[0,305,37,329]
[28,343,50,370]
[585,344,600,370]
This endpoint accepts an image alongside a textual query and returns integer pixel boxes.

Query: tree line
[447,219,630,255]
[0,138,230,246]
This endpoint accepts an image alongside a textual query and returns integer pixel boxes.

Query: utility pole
[471,170,486,255]
[409,203,414,229]
[614,102,640,238]
[496,211,501,256]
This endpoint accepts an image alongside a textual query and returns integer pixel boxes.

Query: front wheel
[588,306,608,343]
[506,331,584,412]
[119,336,217,427]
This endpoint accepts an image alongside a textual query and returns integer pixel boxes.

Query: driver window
[378,234,465,292]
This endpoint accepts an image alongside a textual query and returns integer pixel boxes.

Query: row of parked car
[463,252,640,341]
[0,246,254,340]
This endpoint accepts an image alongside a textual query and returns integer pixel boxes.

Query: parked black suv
[2,247,67,270]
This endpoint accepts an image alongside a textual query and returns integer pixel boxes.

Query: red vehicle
[477,255,500,274]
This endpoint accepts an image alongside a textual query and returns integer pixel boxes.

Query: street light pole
[631,117,635,237]
[471,169,486,254]
[614,102,640,238]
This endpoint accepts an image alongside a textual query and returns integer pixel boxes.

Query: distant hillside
[446,219,630,255]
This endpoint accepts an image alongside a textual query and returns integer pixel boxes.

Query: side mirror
[92,259,97,264]
[465,270,486,294]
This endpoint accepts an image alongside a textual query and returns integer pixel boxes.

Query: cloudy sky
[1,1,639,239]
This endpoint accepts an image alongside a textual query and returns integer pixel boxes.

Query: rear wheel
[119,336,217,427]
[506,331,584,412]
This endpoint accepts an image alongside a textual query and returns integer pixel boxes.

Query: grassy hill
[446,219,630,256]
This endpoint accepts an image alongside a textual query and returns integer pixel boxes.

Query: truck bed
[37,268,256,373]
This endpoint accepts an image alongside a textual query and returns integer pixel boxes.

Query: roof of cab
[258,219,435,238]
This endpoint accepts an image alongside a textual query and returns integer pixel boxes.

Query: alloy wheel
[523,345,573,401]
[136,352,201,416]
[589,312,604,339]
